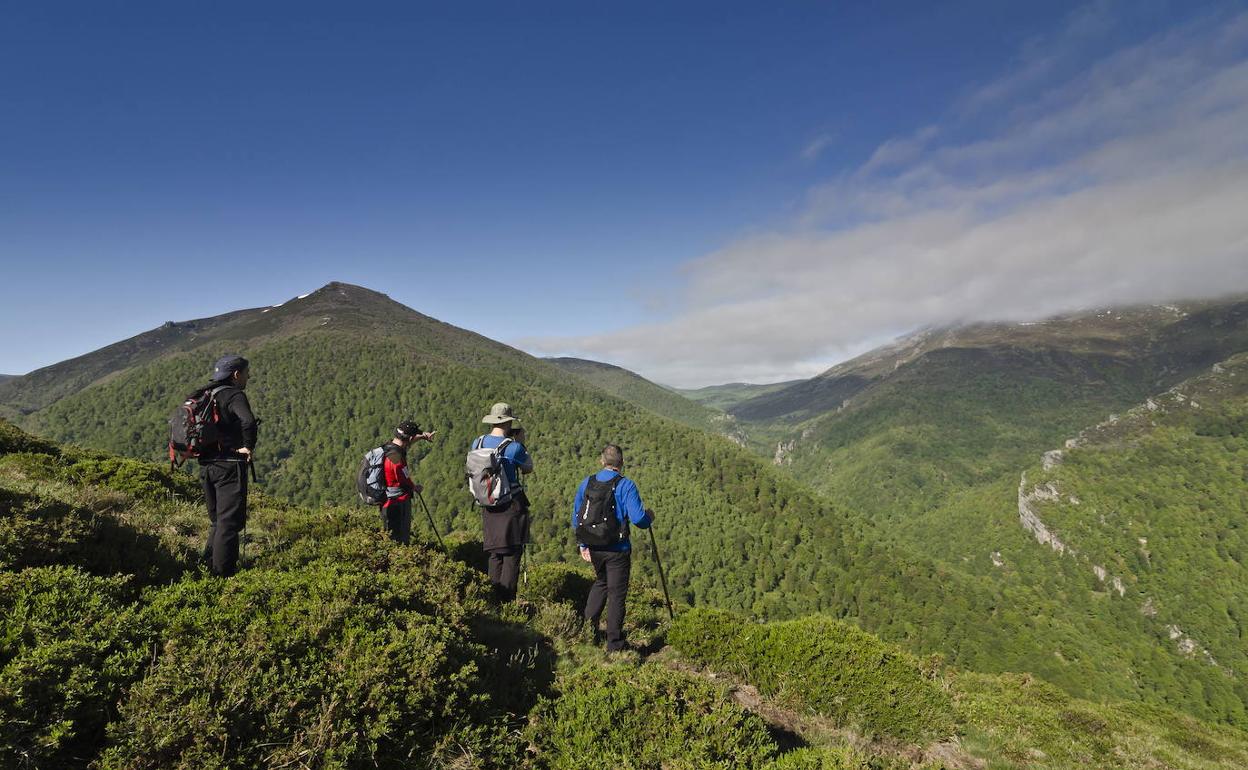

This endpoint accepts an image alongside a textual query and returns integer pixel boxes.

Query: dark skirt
[482,495,531,552]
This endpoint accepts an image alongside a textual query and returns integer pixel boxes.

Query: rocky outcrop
[1167,625,1218,666]
[1017,473,1070,555]
[1041,449,1063,471]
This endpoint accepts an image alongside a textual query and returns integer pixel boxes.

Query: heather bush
[61,452,199,501]
[528,663,777,769]
[763,746,878,770]
[669,609,955,743]
[257,528,494,625]
[520,562,593,606]
[0,420,58,455]
[0,567,154,769]
[99,555,528,769]
[0,486,192,584]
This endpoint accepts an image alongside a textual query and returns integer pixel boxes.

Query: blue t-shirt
[474,434,532,487]
[571,469,652,552]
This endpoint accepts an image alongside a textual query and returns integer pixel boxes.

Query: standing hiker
[199,355,258,578]
[468,402,533,600]
[572,443,654,652]
[381,420,437,544]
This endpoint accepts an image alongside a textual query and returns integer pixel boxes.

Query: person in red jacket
[382,420,436,544]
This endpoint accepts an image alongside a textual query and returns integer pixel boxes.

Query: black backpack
[167,385,228,470]
[574,475,625,547]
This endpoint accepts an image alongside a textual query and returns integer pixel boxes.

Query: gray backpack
[465,436,513,508]
[356,446,387,506]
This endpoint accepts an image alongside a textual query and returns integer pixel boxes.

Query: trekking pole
[415,490,446,550]
[647,525,675,620]
[243,457,255,566]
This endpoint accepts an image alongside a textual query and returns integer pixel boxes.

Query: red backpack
[167,385,228,470]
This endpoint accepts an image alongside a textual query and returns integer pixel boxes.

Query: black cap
[395,420,422,440]
[211,355,249,382]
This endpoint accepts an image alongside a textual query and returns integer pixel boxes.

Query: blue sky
[3,1,1247,385]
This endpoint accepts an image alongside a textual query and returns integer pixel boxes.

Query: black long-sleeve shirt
[201,383,257,459]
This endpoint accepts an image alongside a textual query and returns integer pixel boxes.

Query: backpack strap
[207,385,231,415]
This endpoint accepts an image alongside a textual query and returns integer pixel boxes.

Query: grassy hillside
[4,421,1245,769]
[7,285,1248,728]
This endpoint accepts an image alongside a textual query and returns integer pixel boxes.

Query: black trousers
[201,461,248,577]
[584,549,631,651]
[487,547,523,601]
[382,499,412,545]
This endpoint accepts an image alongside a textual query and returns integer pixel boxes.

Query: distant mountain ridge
[673,380,801,412]
[729,297,1248,423]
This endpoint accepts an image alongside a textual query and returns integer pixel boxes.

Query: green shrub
[0,567,154,769]
[257,529,494,625]
[669,609,955,743]
[528,663,777,769]
[0,452,63,483]
[530,600,584,641]
[99,557,523,769]
[520,562,594,607]
[0,420,59,456]
[444,530,489,574]
[0,487,193,584]
[666,607,744,667]
[764,746,877,770]
[261,503,376,548]
[61,452,199,502]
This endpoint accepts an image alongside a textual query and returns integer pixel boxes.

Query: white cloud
[525,7,1248,387]
[800,132,837,162]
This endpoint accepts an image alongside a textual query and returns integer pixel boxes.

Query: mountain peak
[261,282,419,320]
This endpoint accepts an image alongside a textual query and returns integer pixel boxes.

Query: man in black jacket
[199,354,257,577]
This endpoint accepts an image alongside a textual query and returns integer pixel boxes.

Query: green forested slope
[8,284,1248,728]
[727,300,1248,726]
[675,380,801,412]
[1020,353,1248,703]
[544,356,732,434]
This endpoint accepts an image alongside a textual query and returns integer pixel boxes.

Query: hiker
[199,355,258,578]
[471,402,533,600]
[381,420,437,544]
[573,443,654,652]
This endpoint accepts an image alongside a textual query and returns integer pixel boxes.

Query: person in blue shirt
[474,402,534,600]
[572,443,655,652]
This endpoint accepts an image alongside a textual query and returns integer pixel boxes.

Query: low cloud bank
[527,8,1248,387]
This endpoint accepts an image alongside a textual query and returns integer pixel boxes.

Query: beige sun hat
[481,402,521,427]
